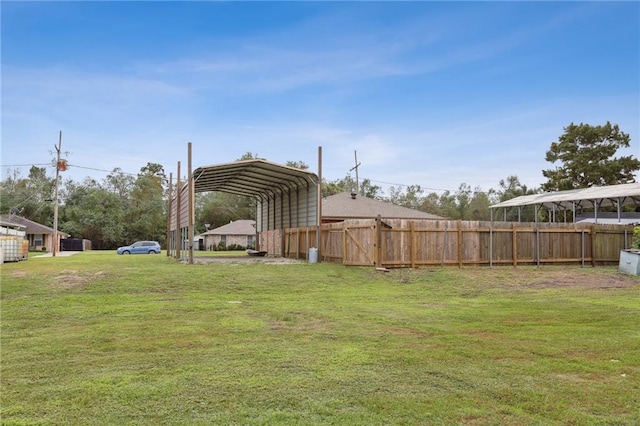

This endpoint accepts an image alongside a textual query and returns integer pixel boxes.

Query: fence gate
[343,220,376,266]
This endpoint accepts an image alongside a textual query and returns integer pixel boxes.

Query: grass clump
[2,251,639,424]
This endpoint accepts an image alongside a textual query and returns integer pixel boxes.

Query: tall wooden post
[188,143,194,265]
[166,172,173,257]
[176,161,181,260]
[316,146,322,262]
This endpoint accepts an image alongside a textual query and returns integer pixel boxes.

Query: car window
[132,242,143,247]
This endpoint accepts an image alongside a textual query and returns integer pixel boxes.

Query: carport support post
[316,146,323,262]
[176,161,181,260]
[188,142,194,265]
[166,172,173,257]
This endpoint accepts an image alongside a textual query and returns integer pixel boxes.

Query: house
[322,192,444,222]
[0,214,69,253]
[201,219,256,250]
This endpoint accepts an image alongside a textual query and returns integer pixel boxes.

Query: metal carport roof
[490,183,640,211]
[192,159,318,199]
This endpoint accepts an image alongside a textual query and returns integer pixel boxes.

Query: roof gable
[0,214,69,236]
[203,219,256,235]
[322,192,443,220]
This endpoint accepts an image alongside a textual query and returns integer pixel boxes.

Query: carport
[167,144,321,263]
[489,183,640,223]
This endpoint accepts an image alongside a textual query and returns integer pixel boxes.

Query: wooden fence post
[512,222,517,267]
[457,220,463,268]
[410,220,416,269]
[342,221,347,265]
[375,215,382,267]
[591,225,596,267]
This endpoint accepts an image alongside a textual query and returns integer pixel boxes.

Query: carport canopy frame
[192,159,318,201]
[489,182,640,223]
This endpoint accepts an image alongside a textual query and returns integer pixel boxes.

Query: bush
[633,226,640,249]
[212,242,247,251]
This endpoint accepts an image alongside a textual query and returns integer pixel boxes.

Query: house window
[221,235,227,244]
[247,235,254,249]
[34,234,44,246]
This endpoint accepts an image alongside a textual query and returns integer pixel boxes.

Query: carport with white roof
[489,183,640,223]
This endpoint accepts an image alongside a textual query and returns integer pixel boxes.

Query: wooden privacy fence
[275,219,635,267]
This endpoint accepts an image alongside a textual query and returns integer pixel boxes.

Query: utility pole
[350,150,361,195]
[52,131,62,257]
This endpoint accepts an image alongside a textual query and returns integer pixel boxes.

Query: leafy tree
[0,168,26,215]
[493,175,539,221]
[386,185,424,210]
[124,165,167,244]
[359,178,383,199]
[285,160,309,170]
[495,175,537,202]
[321,175,382,199]
[0,166,55,225]
[196,191,256,233]
[60,180,125,249]
[542,122,640,191]
[419,192,444,217]
[237,152,263,161]
[104,167,135,204]
[466,188,491,220]
[432,184,490,220]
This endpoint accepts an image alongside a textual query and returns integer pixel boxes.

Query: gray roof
[490,183,640,210]
[202,219,256,236]
[0,219,26,230]
[322,192,443,220]
[0,214,69,237]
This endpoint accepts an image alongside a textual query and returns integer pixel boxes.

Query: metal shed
[490,182,640,223]
[167,146,321,262]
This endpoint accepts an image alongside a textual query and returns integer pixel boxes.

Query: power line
[68,164,138,176]
[367,179,453,193]
[1,162,139,177]
[1,163,51,167]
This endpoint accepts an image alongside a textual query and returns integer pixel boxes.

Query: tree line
[1,122,637,250]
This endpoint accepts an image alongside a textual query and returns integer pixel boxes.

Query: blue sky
[2,1,639,195]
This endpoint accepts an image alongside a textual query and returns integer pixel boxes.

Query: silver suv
[116,241,161,255]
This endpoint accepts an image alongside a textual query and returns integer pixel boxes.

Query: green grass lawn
[2,251,639,425]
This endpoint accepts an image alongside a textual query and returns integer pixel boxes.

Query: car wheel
[148,250,158,254]
[122,250,130,255]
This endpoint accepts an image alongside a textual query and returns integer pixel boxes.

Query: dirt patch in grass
[51,270,109,290]
[523,272,636,290]
[193,256,303,265]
